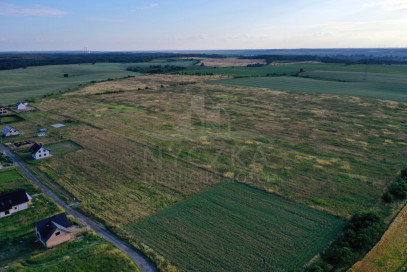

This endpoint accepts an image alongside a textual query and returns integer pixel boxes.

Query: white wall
[0,202,29,218]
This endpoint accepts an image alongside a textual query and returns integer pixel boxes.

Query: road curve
[1,145,156,272]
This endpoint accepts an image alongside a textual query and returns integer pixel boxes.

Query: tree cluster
[0,53,221,70]
[306,212,385,272]
[382,168,407,202]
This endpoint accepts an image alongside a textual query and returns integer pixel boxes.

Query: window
[5,210,10,215]
[55,231,61,236]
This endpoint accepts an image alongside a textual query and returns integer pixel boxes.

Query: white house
[0,189,32,218]
[29,143,52,160]
[0,105,7,116]
[16,102,28,110]
[2,125,20,137]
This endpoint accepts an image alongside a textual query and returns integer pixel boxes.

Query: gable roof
[36,213,71,243]
[2,125,18,135]
[0,189,30,213]
[29,143,51,154]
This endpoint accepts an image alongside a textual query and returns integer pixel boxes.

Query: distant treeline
[0,53,223,70]
[127,65,187,74]
[240,54,407,65]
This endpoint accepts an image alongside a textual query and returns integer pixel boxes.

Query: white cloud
[0,2,67,16]
[365,0,407,12]
[133,3,159,11]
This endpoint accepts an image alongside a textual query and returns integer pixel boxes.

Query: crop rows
[129,182,344,272]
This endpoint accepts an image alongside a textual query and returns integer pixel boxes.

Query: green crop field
[181,63,407,77]
[0,59,195,105]
[128,182,344,272]
[217,75,407,102]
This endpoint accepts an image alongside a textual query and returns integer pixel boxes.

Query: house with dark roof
[2,125,20,138]
[0,105,7,116]
[36,213,72,248]
[0,189,32,218]
[29,143,51,160]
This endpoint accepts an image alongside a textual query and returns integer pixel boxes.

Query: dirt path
[0,145,156,272]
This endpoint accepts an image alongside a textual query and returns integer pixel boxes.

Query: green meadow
[181,63,407,77]
[0,59,195,105]
[217,74,407,102]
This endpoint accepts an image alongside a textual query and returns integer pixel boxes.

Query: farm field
[13,74,407,221]
[128,182,344,272]
[350,203,407,272]
[0,169,140,271]
[0,59,195,105]
[217,75,407,102]
[7,73,407,271]
[181,62,407,77]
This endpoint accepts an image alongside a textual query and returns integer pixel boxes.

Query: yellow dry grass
[350,204,407,272]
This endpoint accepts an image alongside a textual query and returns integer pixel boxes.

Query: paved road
[1,145,156,272]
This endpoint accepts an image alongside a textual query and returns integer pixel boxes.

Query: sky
[0,0,407,51]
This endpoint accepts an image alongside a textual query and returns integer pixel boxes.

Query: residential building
[36,213,72,248]
[0,189,32,218]
[1,125,20,137]
[29,143,51,160]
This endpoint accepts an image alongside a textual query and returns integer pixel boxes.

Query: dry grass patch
[20,74,407,220]
[350,204,407,272]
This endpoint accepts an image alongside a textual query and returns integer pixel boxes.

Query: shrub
[382,169,407,202]
[382,191,394,203]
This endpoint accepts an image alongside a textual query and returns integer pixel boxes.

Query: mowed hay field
[21,74,407,221]
[217,74,407,102]
[350,203,407,272]
[129,182,344,272]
